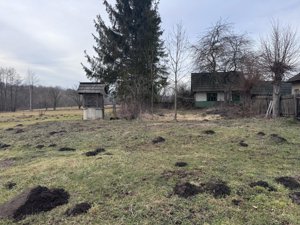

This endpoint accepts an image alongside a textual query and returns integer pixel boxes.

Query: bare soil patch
[275,177,300,190]
[5,128,14,132]
[232,199,242,206]
[270,134,287,144]
[0,186,69,220]
[4,182,16,190]
[65,202,91,217]
[152,136,165,144]
[289,192,300,205]
[0,143,11,149]
[48,144,57,148]
[174,182,202,198]
[204,180,231,198]
[257,132,266,137]
[85,148,106,157]
[15,129,24,134]
[58,147,76,152]
[249,181,276,192]
[239,141,248,147]
[204,130,215,135]
[173,180,231,199]
[36,145,44,149]
[175,162,188,167]
[49,130,67,136]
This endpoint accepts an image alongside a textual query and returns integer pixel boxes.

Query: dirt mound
[239,141,248,147]
[175,162,188,167]
[270,134,287,144]
[249,181,276,191]
[15,129,24,134]
[110,117,120,121]
[65,202,91,217]
[49,130,67,136]
[204,130,215,135]
[204,180,231,198]
[289,192,300,205]
[173,182,202,198]
[58,147,76,152]
[36,145,44,149]
[152,136,165,144]
[0,186,69,220]
[4,182,16,190]
[48,144,57,148]
[232,199,242,206]
[275,177,300,190]
[0,143,11,149]
[257,132,266,137]
[85,148,105,157]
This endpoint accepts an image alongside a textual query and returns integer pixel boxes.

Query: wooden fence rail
[251,95,299,117]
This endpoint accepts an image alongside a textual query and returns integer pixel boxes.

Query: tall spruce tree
[82,0,167,114]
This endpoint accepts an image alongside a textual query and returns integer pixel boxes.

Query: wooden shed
[78,82,108,120]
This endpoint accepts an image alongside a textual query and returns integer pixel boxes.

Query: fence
[251,95,297,117]
[295,96,300,119]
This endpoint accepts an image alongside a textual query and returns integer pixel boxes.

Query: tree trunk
[174,75,178,121]
[29,85,33,111]
[272,82,281,118]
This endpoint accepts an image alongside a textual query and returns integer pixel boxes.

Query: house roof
[77,82,108,95]
[250,81,292,96]
[191,72,244,93]
[287,73,300,83]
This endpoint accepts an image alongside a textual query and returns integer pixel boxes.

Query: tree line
[0,68,82,112]
[83,0,300,119]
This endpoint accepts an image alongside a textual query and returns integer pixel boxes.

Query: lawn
[0,109,300,225]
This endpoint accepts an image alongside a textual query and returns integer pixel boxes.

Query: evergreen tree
[82,0,167,113]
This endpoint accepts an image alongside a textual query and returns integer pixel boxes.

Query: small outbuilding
[78,82,108,120]
[287,73,300,94]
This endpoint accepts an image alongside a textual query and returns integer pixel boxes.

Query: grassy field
[0,109,300,225]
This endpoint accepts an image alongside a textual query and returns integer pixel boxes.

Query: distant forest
[0,68,81,112]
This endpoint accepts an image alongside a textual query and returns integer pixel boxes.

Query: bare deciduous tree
[193,19,252,73]
[27,70,39,111]
[67,84,82,109]
[167,23,190,121]
[48,87,61,110]
[260,21,300,118]
[193,19,231,72]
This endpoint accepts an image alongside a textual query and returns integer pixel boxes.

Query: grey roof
[250,81,292,96]
[191,72,244,93]
[78,82,108,95]
[287,73,300,83]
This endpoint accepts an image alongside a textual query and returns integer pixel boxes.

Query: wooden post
[294,94,298,120]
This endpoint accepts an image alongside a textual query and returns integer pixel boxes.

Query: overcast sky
[0,0,300,88]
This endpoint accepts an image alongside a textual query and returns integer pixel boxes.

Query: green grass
[0,111,300,225]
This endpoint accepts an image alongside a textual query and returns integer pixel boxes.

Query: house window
[207,93,217,101]
[232,91,240,102]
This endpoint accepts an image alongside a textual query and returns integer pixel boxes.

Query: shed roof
[78,82,108,95]
[287,73,300,83]
[250,81,292,96]
[191,72,244,93]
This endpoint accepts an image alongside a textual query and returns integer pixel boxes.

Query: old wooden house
[287,73,300,94]
[191,72,292,108]
[78,82,108,120]
[191,72,243,108]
